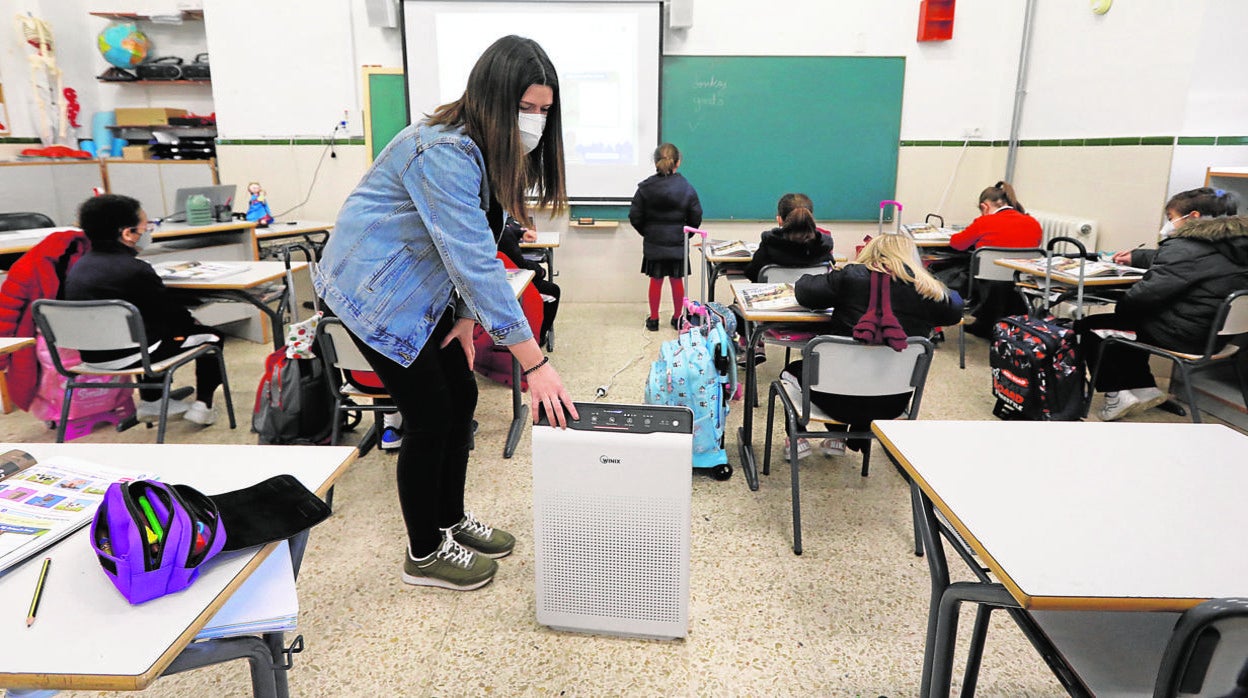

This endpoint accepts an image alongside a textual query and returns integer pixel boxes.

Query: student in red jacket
[944,181,1043,337]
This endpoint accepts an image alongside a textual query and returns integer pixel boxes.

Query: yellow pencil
[26,557,51,628]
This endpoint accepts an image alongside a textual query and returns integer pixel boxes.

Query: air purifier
[532,402,692,640]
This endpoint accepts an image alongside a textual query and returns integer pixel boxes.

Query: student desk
[518,231,560,281]
[872,420,1248,697]
[255,220,334,259]
[0,442,356,697]
[730,281,833,491]
[697,240,754,303]
[0,337,35,414]
[503,269,536,459]
[165,261,308,350]
[993,256,1141,319]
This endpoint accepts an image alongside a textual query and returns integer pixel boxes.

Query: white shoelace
[459,511,494,538]
[434,529,475,569]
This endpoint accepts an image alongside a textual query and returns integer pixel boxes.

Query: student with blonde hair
[786,233,962,454]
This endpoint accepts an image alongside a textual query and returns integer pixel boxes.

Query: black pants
[1075,313,1158,392]
[966,281,1028,337]
[346,308,479,557]
[131,325,224,406]
[783,360,910,451]
[534,277,561,346]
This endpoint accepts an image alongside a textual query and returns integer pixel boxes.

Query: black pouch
[209,474,332,552]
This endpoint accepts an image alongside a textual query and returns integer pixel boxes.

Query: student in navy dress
[1080,188,1247,421]
[789,233,962,454]
[743,193,835,282]
[629,143,702,331]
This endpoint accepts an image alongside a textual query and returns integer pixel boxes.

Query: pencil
[27,557,51,627]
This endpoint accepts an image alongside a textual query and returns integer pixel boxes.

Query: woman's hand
[526,362,578,427]
[521,228,538,243]
[440,317,477,368]
[1111,249,1134,265]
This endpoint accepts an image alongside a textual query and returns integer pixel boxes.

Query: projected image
[409,2,660,199]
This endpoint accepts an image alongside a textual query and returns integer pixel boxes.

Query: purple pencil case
[90,480,227,604]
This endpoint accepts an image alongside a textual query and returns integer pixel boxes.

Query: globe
[97,23,150,69]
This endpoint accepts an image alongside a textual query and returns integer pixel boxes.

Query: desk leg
[546,248,556,279]
[736,323,765,491]
[163,635,280,698]
[504,356,529,458]
[196,289,287,351]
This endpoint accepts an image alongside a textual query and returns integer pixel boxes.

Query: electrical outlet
[963,127,983,139]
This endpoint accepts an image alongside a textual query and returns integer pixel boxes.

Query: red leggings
[649,277,685,319]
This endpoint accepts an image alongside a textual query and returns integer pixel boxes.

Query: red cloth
[0,229,92,411]
[472,253,543,390]
[949,208,1043,251]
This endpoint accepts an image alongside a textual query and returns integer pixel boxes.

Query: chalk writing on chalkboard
[692,75,726,111]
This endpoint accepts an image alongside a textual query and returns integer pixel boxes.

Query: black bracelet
[522,356,550,376]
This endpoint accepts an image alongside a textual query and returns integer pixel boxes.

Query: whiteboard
[402,0,662,201]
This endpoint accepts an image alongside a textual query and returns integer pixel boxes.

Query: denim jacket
[315,121,531,366]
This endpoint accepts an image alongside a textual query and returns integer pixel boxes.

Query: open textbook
[0,450,146,574]
[901,223,956,241]
[153,260,247,281]
[1023,257,1147,278]
[736,283,804,312]
[705,239,758,258]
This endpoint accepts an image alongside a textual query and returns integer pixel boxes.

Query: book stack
[736,283,803,312]
[196,540,299,640]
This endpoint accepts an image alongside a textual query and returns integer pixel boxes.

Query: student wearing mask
[1079,189,1248,421]
[1110,187,1239,268]
[315,36,576,592]
[63,194,224,425]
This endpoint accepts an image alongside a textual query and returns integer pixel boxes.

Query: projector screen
[401,1,662,201]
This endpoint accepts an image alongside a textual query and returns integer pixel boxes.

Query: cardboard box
[122,145,153,161]
[114,107,188,127]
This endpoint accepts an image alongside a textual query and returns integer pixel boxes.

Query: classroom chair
[1155,597,1248,697]
[1088,289,1248,423]
[755,262,834,365]
[0,211,54,232]
[762,334,934,555]
[958,246,1044,369]
[315,317,390,455]
[31,298,236,444]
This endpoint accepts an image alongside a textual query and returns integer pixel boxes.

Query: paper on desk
[196,539,298,640]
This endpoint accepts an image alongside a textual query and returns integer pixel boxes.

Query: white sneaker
[1098,391,1140,422]
[785,437,812,463]
[819,438,847,457]
[183,400,218,426]
[136,398,191,421]
[1130,387,1168,415]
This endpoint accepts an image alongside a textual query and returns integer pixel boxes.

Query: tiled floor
[0,302,1210,697]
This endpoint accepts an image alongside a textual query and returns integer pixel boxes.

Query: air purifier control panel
[536,402,691,435]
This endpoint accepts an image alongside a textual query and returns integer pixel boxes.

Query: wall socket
[963,127,983,139]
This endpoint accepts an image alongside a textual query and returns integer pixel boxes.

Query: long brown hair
[426,35,566,228]
[979,181,1025,214]
[654,143,680,175]
[775,192,817,243]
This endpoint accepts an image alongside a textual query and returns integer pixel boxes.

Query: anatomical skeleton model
[15,13,67,146]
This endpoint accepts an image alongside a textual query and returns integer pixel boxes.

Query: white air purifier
[532,402,692,640]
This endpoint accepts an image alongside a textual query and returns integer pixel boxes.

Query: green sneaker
[402,529,497,591]
[452,511,516,559]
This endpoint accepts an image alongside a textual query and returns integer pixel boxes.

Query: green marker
[138,495,164,541]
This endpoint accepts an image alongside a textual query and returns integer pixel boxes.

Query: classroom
[2,1,1248,696]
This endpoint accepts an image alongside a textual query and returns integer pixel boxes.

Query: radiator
[1030,210,1099,252]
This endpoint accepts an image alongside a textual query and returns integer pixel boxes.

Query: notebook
[196,539,298,640]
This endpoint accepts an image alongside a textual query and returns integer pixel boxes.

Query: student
[314,35,577,592]
[63,194,224,425]
[629,142,703,331]
[500,215,560,346]
[790,234,963,454]
[743,193,835,282]
[1110,187,1239,267]
[1079,195,1248,421]
[944,181,1043,337]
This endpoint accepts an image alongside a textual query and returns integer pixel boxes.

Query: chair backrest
[1154,597,1248,697]
[758,262,832,284]
[971,246,1045,283]
[317,318,374,373]
[799,335,936,418]
[0,211,55,233]
[1215,290,1248,339]
[31,299,150,375]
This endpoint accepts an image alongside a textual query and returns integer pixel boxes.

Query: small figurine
[245,181,274,226]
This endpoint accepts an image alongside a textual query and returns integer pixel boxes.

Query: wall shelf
[97,79,211,85]
[90,10,203,21]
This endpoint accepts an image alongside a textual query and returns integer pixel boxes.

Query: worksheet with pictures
[0,450,146,573]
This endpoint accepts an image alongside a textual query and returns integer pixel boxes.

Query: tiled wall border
[900,136,1248,147]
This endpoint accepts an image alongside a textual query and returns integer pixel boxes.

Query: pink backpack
[29,336,136,423]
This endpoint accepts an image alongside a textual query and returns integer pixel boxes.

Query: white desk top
[254,220,334,240]
[730,281,834,323]
[0,442,356,691]
[994,257,1143,288]
[0,227,66,256]
[518,231,560,248]
[0,222,257,258]
[0,337,34,355]
[153,220,257,238]
[162,261,307,291]
[872,420,1248,612]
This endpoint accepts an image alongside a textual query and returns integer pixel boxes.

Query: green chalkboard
[364,69,408,162]
[661,56,905,221]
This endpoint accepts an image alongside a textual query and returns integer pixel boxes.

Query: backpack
[852,271,908,351]
[989,314,1087,421]
[472,253,545,389]
[29,336,136,424]
[252,350,336,444]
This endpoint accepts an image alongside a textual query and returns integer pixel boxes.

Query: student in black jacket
[744,193,834,282]
[1080,208,1248,421]
[500,215,560,346]
[63,194,224,425]
[629,142,702,331]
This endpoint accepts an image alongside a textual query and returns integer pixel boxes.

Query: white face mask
[136,227,153,250]
[517,112,546,154]
[1159,212,1191,239]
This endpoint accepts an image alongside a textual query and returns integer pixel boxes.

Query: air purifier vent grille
[537,491,685,623]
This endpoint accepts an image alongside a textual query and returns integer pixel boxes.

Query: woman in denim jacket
[315,36,576,592]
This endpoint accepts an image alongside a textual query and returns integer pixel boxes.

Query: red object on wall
[917,0,955,41]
